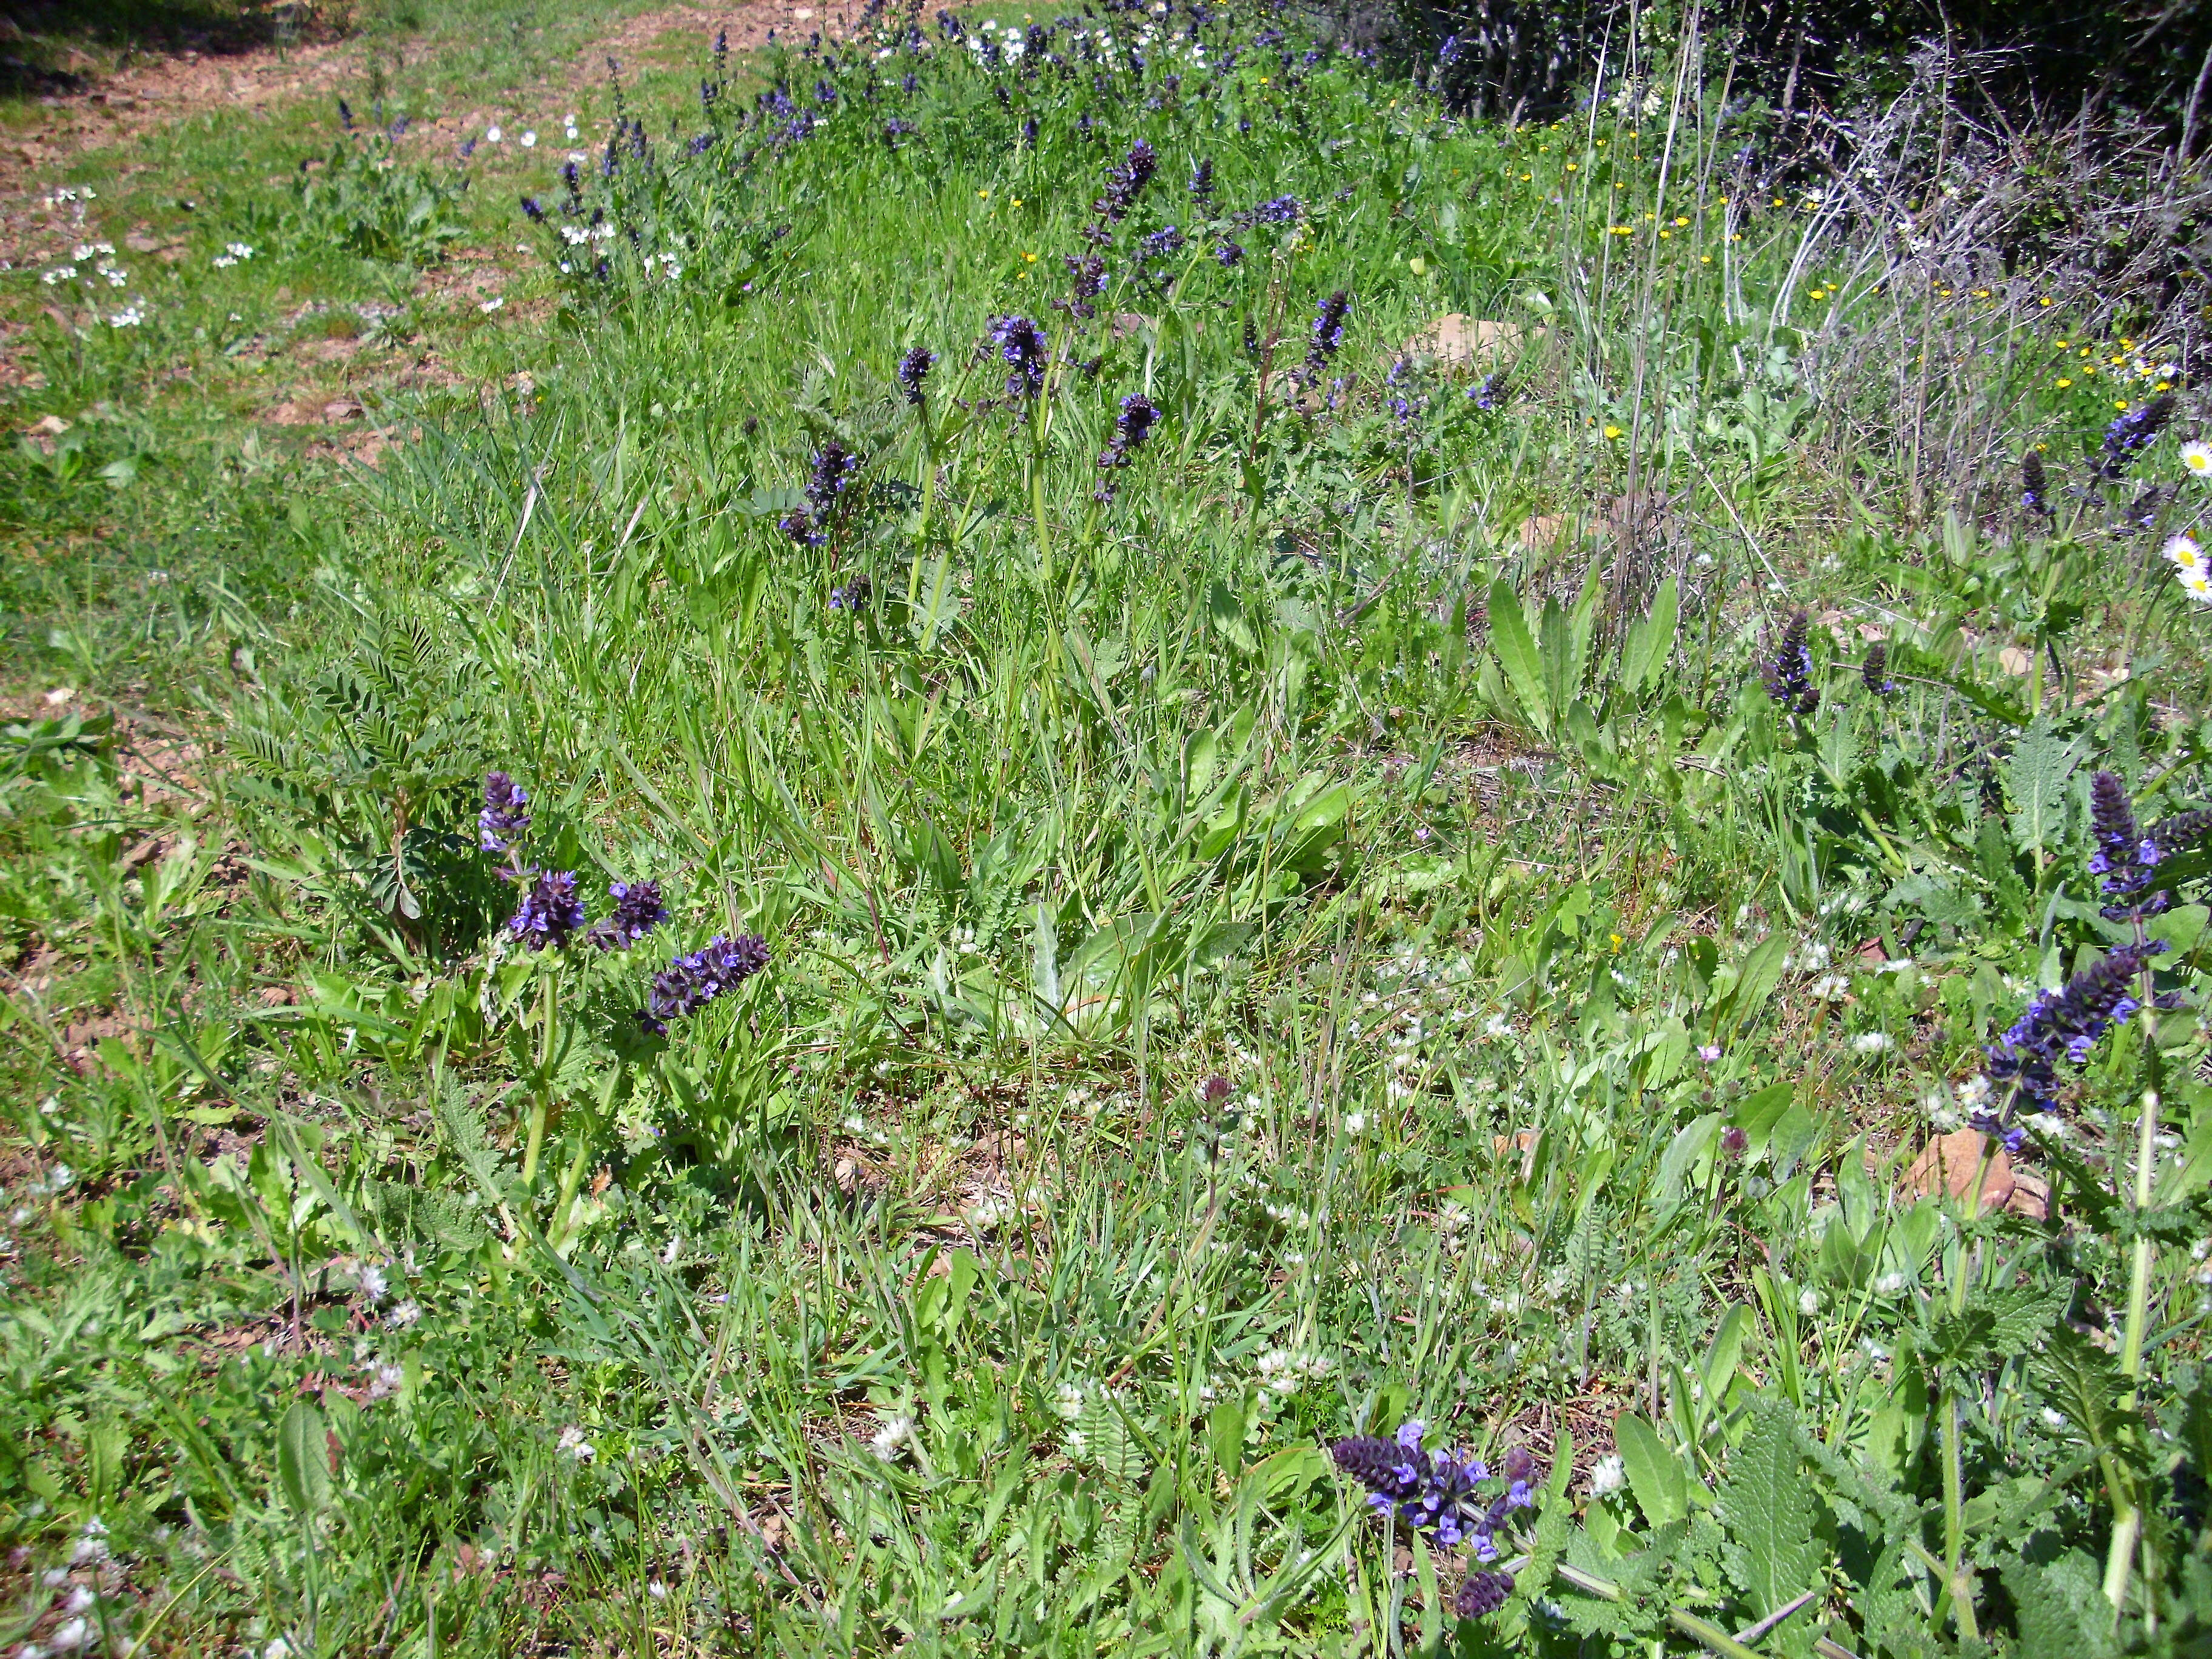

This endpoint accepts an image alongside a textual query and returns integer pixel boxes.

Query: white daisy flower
[2166,534,2205,570]
[2184,440,2212,478]
[2182,567,2212,604]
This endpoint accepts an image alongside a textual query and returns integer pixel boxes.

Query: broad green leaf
[1653,1112,1721,1221]
[1721,933,1789,1035]
[1621,575,1678,697]
[1487,578,1548,732]
[1612,1412,1686,1528]
[277,1399,332,1517]
[2003,716,2082,854]
[1716,1396,1822,1618]
[1540,595,1580,732]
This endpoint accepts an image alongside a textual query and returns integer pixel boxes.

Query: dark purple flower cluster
[780,510,825,547]
[2022,450,2050,517]
[1468,372,1506,411]
[640,933,771,1034]
[1307,290,1350,367]
[1251,195,1302,226]
[1061,254,1108,320]
[1215,240,1244,267]
[990,315,1051,400]
[1188,156,1215,213]
[481,772,532,852]
[2097,394,2173,479]
[1980,942,2162,1139]
[1098,139,1158,221]
[1330,1423,1536,1558]
[897,346,936,406]
[1760,610,1818,716]
[1860,640,1895,695]
[1453,1570,1515,1619]
[829,574,872,611]
[1094,394,1161,500]
[589,880,669,951]
[509,869,588,951]
[2087,771,2212,922]
[520,196,546,223]
[806,441,861,518]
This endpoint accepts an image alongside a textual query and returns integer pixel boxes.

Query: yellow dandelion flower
[1603,424,1623,439]
[2056,377,2073,387]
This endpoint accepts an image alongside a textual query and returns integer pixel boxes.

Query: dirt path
[5,0,853,172]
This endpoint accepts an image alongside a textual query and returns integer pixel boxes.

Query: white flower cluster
[1255,1349,1331,1395]
[557,1424,597,1463]
[212,241,256,269]
[870,1412,917,1461]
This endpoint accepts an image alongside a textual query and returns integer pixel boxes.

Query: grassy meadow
[4,0,2212,1654]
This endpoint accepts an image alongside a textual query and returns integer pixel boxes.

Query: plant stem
[2104,1008,2164,1615]
[521,968,557,1188]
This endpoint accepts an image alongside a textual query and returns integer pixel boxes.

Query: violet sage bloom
[2097,394,2173,479]
[1093,394,1161,497]
[638,933,771,1034]
[1759,609,1818,716]
[1330,1422,1535,1560]
[1188,156,1216,213]
[1453,1571,1515,1619]
[990,315,1051,399]
[1307,289,1350,367]
[1251,194,1302,225]
[1214,240,1244,267]
[2021,449,2051,517]
[897,345,936,406]
[589,879,669,951]
[1979,941,2162,1142]
[509,869,587,951]
[1860,640,1895,697]
[480,772,532,852]
[806,441,861,520]
[1098,139,1158,221]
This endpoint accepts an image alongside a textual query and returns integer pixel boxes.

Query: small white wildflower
[1588,1454,1626,1497]
[1955,1075,1992,1110]
[2166,534,2205,572]
[106,306,143,328]
[1051,1380,1087,1419]
[48,1623,90,1655]
[1874,1271,1908,1296]
[1808,973,1849,1002]
[357,1262,389,1304]
[486,125,503,142]
[2184,440,2212,479]
[1798,1288,1822,1316]
[479,296,505,314]
[520,131,538,147]
[870,1412,916,1461]
[1342,1111,1367,1134]
[647,1579,668,1600]
[386,1300,422,1329]
[2042,1407,2068,1429]
[661,1235,682,1265]
[63,1587,94,1615]
[264,1640,293,1659]
[557,1425,597,1463]
[1851,1031,1892,1054]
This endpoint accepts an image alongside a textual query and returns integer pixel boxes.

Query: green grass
[5,2,2212,1655]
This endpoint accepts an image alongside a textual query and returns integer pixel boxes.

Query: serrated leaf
[2001,1549,2118,1659]
[1716,1397,1822,1618]
[2003,717,2083,854]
